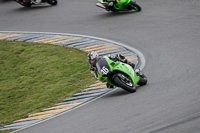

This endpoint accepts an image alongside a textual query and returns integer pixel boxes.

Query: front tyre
[23,3,31,7]
[129,1,141,12]
[113,73,136,93]
[46,0,57,5]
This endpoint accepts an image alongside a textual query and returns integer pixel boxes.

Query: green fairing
[97,57,140,87]
[114,0,131,10]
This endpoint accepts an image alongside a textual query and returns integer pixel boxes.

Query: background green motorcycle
[96,0,141,12]
[96,57,147,93]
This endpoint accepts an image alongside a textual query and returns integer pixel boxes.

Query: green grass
[0,41,95,126]
[0,129,16,133]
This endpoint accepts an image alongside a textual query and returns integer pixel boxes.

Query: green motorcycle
[96,0,141,12]
[96,56,147,93]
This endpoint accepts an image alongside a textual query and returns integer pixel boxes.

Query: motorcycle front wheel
[22,3,31,7]
[113,73,136,93]
[46,0,57,5]
[129,1,141,11]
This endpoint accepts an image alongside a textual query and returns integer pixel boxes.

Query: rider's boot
[96,3,106,9]
[32,0,42,4]
[96,2,114,11]
[135,69,143,76]
[106,83,114,89]
[108,2,114,6]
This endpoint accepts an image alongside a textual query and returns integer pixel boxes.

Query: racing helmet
[87,51,99,65]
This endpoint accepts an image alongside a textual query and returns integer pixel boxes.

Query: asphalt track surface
[1,0,200,133]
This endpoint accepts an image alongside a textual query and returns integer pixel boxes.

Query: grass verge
[0,129,16,133]
[0,41,95,126]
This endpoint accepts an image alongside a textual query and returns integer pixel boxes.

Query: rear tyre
[113,73,136,93]
[46,0,57,5]
[129,1,141,12]
[137,73,147,86]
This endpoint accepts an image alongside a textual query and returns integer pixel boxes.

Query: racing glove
[107,0,115,6]
[117,54,126,62]
[90,67,96,72]
[90,67,98,79]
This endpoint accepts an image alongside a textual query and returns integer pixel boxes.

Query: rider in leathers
[87,51,136,88]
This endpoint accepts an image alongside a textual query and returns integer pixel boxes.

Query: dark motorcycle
[15,0,57,7]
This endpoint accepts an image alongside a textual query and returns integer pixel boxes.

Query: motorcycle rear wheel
[113,73,136,93]
[46,0,57,5]
[137,73,147,86]
[129,1,141,11]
